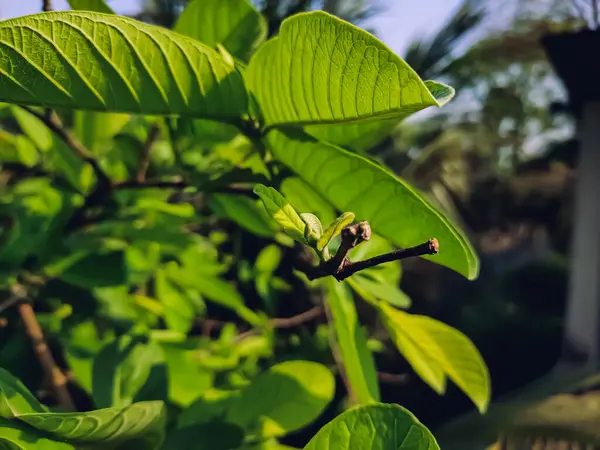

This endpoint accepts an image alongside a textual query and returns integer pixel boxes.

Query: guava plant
[0,0,489,448]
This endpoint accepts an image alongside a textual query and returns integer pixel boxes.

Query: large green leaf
[0,368,166,449]
[305,119,399,153]
[327,279,380,405]
[378,303,490,413]
[67,0,115,13]
[266,129,479,279]
[175,0,267,62]
[0,12,247,118]
[227,360,335,439]
[280,177,335,227]
[0,418,74,450]
[246,11,454,128]
[0,368,47,417]
[17,401,166,449]
[304,403,439,450]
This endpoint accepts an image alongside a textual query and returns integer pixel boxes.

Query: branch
[302,221,439,281]
[136,123,160,183]
[20,106,111,188]
[113,179,188,190]
[11,287,75,411]
[42,0,52,12]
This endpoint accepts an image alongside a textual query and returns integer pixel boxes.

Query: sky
[0,0,464,56]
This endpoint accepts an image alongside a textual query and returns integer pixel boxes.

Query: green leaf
[227,360,335,439]
[378,303,490,413]
[175,0,267,62]
[17,401,166,449]
[12,107,94,192]
[326,279,379,404]
[0,418,74,450]
[67,0,115,13]
[209,193,277,238]
[0,128,38,167]
[0,368,47,417]
[178,388,239,427]
[305,119,399,153]
[74,110,130,153]
[280,177,335,227]
[163,422,244,450]
[246,11,454,128]
[300,213,323,243]
[304,403,439,450]
[318,212,355,252]
[253,184,306,243]
[155,268,195,334]
[266,129,479,279]
[58,252,128,288]
[347,275,411,309]
[161,343,213,407]
[0,12,247,118]
[92,335,159,409]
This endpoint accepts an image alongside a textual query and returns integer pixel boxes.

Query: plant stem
[302,219,439,281]
[42,0,52,12]
[18,300,75,411]
[136,123,160,183]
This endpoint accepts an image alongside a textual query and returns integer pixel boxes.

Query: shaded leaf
[266,129,479,279]
[210,193,277,238]
[92,335,160,408]
[246,11,454,128]
[0,418,74,450]
[378,303,490,413]
[0,368,47,417]
[58,252,128,288]
[304,403,439,450]
[327,279,379,404]
[227,360,335,438]
[163,422,244,450]
[0,12,247,118]
[175,0,267,62]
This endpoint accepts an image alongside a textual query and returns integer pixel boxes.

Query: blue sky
[0,0,463,55]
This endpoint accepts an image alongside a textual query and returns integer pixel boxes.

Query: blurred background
[2,0,599,447]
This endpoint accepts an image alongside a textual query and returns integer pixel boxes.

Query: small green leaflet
[254,184,306,243]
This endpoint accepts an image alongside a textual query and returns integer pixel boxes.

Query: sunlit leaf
[210,193,277,238]
[155,268,195,334]
[326,279,379,404]
[266,129,479,279]
[175,0,267,62]
[378,303,490,413]
[0,12,247,118]
[304,403,439,450]
[246,11,454,128]
[254,184,306,243]
[227,360,335,438]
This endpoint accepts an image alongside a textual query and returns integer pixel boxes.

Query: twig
[377,371,410,385]
[42,0,52,12]
[136,124,160,183]
[14,291,75,411]
[0,296,22,314]
[113,179,188,190]
[20,106,111,188]
[302,220,439,281]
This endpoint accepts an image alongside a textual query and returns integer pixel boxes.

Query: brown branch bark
[20,106,111,188]
[18,301,75,411]
[136,124,160,183]
[42,0,52,12]
[302,221,439,281]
